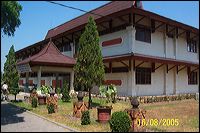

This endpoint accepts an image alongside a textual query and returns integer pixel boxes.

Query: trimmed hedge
[132,93,197,104]
[109,111,131,132]
[81,110,91,125]
[47,103,55,114]
[31,97,38,108]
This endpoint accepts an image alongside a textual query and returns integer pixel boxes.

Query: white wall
[59,25,198,65]
[100,29,131,57]
[176,68,199,94]
[134,31,165,57]
[166,37,175,59]
[165,65,175,95]
[176,37,199,63]
[105,72,129,96]
[19,76,64,88]
[104,62,199,97]
[135,62,164,96]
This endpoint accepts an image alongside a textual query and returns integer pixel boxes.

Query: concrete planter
[38,96,47,105]
[97,106,112,123]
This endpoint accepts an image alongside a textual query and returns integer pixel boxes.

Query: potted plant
[37,85,50,105]
[97,84,117,123]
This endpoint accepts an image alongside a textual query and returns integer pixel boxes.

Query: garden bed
[10,96,199,132]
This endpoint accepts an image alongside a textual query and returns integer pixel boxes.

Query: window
[112,67,129,73]
[41,72,53,77]
[135,27,151,43]
[63,43,71,52]
[58,45,63,52]
[30,72,37,77]
[188,71,198,85]
[187,39,197,53]
[19,80,23,85]
[136,67,151,84]
[74,39,80,55]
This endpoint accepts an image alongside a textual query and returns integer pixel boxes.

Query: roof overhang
[45,2,198,39]
[103,53,199,67]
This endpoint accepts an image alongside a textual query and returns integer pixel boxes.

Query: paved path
[1,102,72,132]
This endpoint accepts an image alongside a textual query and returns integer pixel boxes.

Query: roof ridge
[42,41,75,59]
[45,1,112,38]
[31,42,50,61]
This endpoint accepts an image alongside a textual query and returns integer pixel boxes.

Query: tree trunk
[88,89,92,109]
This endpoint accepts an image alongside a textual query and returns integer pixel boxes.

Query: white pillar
[174,37,177,59]
[70,71,74,92]
[126,26,134,53]
[132,27,136,53]
[128,61,133,96]
[173,67,177,94]
[130,60,136,96]
[163,65,167,95]
[37,66,41,88]
[70,42,74,57]
[164,33,167,58]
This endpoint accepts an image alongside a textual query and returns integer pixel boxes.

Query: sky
[1,1,199,72]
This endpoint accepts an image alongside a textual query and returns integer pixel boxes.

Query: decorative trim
[102,37,122,47]
[52,80,62,88]
[19,80,23,85]
[29,80,33,86]
[41,80,45,86]
[103,80,122,86]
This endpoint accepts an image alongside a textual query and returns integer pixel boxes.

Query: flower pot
[97,106,112,123]
[77,91,84,102]
[38,96,46,105]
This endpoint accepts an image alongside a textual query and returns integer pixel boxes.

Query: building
[16,1,199,96]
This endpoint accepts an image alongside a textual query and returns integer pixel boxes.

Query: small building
[16,1,199,96]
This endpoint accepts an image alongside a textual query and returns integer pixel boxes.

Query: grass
[143,99,199,132]
[10,97,199,132]
[11,100,33,111]
[187,116,199,129]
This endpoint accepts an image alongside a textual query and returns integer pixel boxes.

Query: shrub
[109,111,131,132]
[41,85,51,94]
[62,80,70,102]
[46,96,58,113]
[31,97,38,108]
[81,110,91,125]
[191,94,196,100]
[57,87,61,94]
[99,84,117,104]
[47,103,55,114]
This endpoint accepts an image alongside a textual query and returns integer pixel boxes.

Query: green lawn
[10,97,199,132]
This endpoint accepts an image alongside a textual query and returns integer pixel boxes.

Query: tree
[62,80,70,102]
[1,71,3,83]
[3,45,20,101]
[74,16,105,108]
[1,1,22,36]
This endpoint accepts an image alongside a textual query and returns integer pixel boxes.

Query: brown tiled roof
[16,1,198,56]
[45,1,134,39]
[45,1,198,39]
[17,41,76,67]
